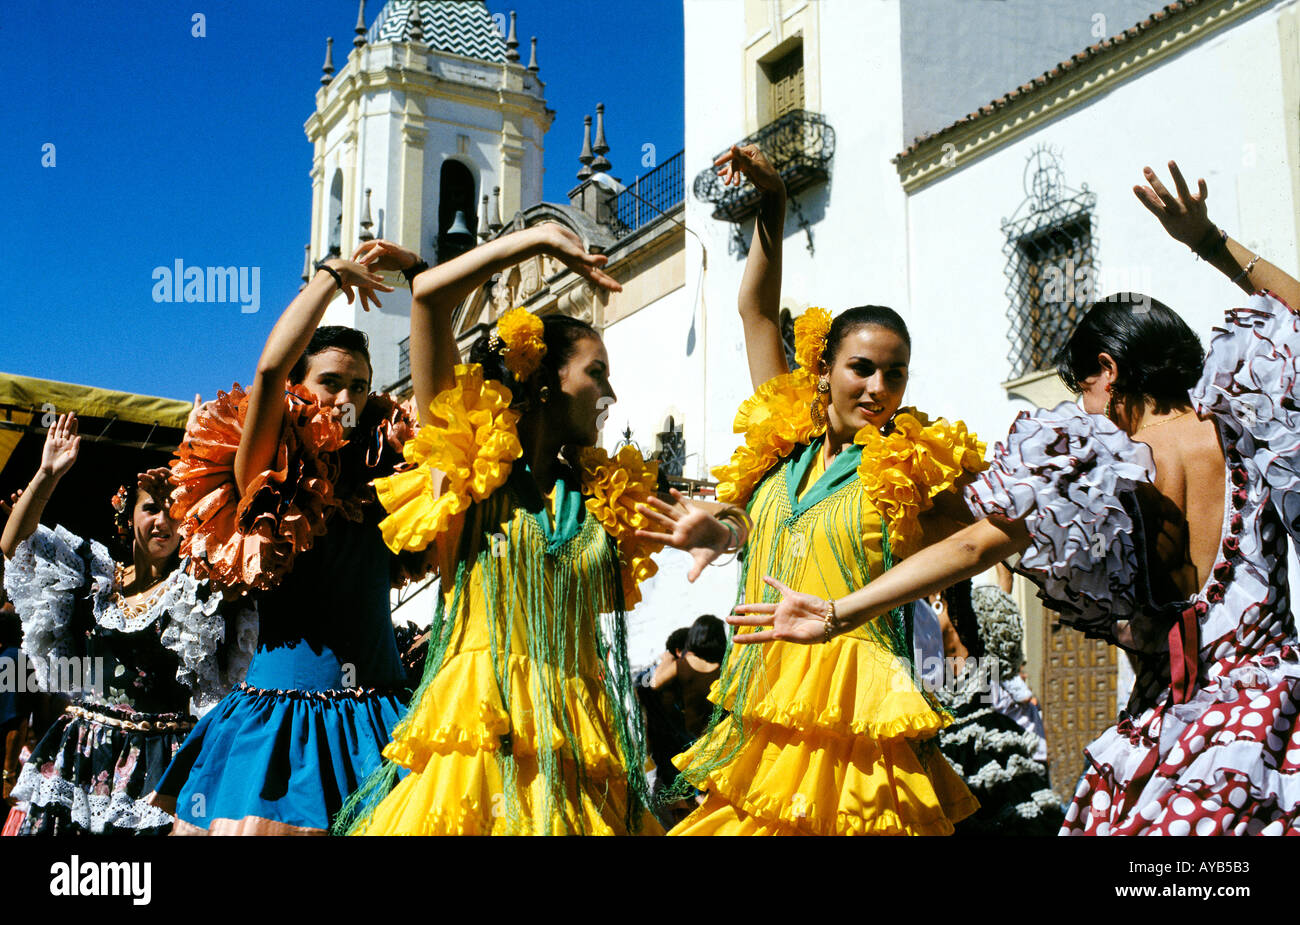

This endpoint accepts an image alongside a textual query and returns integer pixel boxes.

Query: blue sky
[0,0,684,401]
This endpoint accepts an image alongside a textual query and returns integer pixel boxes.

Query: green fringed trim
[669,446,950,802]
[337,481,652,836]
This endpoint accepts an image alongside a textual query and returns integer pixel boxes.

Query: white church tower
[304,0,553,391]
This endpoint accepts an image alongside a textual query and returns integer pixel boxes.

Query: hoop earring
[538,385,551,404]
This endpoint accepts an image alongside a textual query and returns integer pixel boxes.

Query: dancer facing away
[637,145,989,835]
[337,223,697,835]
[1,415,255,835]
[732,161,1300,835]
[151,256,416,835]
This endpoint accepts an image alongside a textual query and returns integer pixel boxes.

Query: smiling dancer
[730,161,1300,836]
[639,145,987,836]
[2,416,255,835]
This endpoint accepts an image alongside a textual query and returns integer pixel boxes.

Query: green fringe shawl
[335,482,652,835]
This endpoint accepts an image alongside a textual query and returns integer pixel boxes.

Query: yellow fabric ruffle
[673,401,987,837]
[711,368,824,505]
[578,445,663,608]
[855,407,988,558]
[374,363,522,554]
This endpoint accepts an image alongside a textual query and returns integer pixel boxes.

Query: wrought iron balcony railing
[612,150,684,239]
[693,110,835,223]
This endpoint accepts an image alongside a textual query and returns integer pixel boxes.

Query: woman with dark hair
[0,416,255,835]
[150,255,417,835]
[640,145,988,836]
[334,223,669,835]
[732,161,1300,835]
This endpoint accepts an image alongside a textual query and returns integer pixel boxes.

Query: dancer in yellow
[336,224,672,835]
[640,146,987,835]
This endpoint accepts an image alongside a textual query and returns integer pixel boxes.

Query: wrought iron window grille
[1000,146,1099,381]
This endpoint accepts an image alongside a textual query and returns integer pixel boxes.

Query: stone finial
[592,103,611,173]
[527,36,538,72]
[409,2,424,42]
[321,37,335,85]
[505,11,520,62]
[353,0,367,47]
[478,194,491,241]
[490,186,504,232]
[359,188,375,241]
[577,114,594,181]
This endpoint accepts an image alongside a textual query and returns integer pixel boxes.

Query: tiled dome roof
[367,0,506,63]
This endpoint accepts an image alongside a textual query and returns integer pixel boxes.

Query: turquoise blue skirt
[154,645,406,833]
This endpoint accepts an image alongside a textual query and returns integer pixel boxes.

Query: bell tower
[303,0,553,390]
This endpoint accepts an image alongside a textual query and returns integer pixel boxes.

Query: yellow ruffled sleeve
[374,364,523,554]
[711,369,824,505]
[854,408,987,559]
[579,446,663,609]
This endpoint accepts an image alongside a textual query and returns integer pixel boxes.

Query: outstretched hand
[321,258,395,312]
[714,144,784,195]
[634,488,731,582]
[1134,160,1213,248]
[537,224,623,294]
[39,413,80,481]
[729,576,830,646]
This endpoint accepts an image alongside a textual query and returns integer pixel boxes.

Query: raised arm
[1136,160,1300,311]
[729,516,1030,645]
[233,259,391,495]
[383,224,620,424]
[1,414,79,560]
[718,145,789,391]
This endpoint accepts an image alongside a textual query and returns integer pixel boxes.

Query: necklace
[1136,409,1192,433]
[112,562,168,620]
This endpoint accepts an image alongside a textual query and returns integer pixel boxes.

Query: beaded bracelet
[1231,255,1262,289]
[823,599,836,643]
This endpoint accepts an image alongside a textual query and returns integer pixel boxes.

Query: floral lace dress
[3,526,255,835]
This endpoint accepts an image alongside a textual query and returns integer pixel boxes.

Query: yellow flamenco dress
[670,371,988,835]
[337,364,663,835]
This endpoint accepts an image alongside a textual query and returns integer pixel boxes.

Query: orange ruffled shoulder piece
[578,446,663,609]
[711,369,823,505]
[373,364,523,554]
[854,407,987,559]
[169,383,345,594]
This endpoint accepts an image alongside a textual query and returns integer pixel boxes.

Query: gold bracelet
[823,599,836,644]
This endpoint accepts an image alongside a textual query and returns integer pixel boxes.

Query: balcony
[611,150,684,239]
[693,110,836,223]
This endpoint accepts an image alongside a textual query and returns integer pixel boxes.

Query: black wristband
[402,260,429,286]
[1191,225,1227,261]
[314,261,344,292]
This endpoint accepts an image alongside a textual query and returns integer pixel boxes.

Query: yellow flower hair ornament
[495,307,547,382]
[854,408,987,559]
[793,305,832,372]
[579,445,663,608]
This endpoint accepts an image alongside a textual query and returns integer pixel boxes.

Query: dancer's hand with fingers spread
[40,413,80,482]
[321,257,395,312]
[1133,160,1213,248]
[714,144,785,195]
[729,576,831,645]
[352,239,421,274]
[634,489,732,582]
